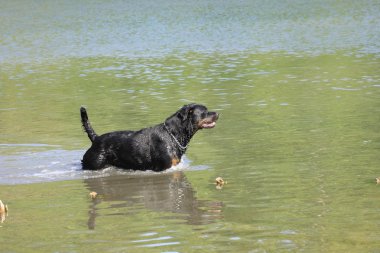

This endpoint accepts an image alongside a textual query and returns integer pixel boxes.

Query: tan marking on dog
[171,158,180,166]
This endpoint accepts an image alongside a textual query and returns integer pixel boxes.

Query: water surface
[1,1,380,252]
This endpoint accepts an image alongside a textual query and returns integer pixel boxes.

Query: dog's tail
[80,107,97,142]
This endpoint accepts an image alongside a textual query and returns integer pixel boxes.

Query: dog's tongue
[201,122,216,129]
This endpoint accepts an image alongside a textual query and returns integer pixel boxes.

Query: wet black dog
[80,104,219,171]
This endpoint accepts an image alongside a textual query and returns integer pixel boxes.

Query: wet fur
[80,104,218,171]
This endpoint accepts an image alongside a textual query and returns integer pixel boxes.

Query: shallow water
[1,0,380,252]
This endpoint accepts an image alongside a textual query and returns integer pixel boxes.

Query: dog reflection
[84,171,223,229]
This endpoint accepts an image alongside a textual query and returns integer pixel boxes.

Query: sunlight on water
[1,0,380,252]
[1,0,380,63]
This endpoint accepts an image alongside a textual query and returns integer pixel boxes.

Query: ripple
[331,86,361,91]
[0,146,202,185]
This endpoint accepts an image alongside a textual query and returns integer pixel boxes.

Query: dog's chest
[166,145,181,166]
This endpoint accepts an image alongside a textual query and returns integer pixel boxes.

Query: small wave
[0,143,61,147]
[0,148,204,184]
[0,149,83,184]
[81,155,197,179]
[331,86,361,91]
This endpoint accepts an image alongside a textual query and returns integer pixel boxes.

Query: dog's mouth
[200,121,216,129]
[198,113,219,129]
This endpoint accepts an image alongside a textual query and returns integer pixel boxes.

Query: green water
[1,0,380,252]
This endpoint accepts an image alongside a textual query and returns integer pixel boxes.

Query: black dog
[80,104,219,171]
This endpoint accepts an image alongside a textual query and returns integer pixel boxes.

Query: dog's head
[176,104,219,130]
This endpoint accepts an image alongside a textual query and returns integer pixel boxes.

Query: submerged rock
[89,192,98,199]
[0,200,8,223]
[215,177,227,189]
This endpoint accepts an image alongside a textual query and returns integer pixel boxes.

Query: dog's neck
[163,118,197,152]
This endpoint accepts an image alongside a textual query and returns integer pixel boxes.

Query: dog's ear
[177,104,195,121]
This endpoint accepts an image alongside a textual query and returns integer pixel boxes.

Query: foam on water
[0,146,197,185]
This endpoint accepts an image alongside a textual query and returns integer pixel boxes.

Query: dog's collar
[163,122,188,151]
